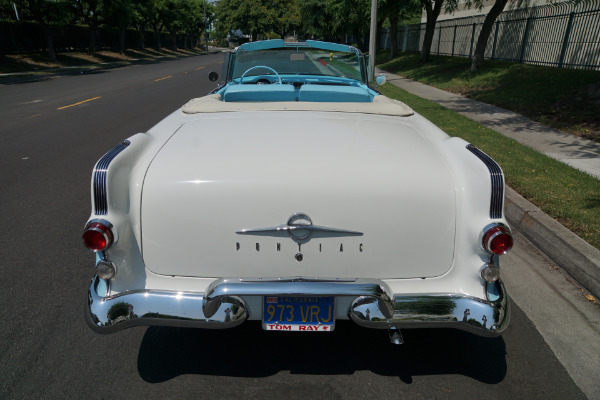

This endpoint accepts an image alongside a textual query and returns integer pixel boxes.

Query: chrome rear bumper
[85,276,509,337]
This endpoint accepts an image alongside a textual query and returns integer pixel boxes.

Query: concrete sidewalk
[377,69,600,299]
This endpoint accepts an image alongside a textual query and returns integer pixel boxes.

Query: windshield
[231,48,362,82]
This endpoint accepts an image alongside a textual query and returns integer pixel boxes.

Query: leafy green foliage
[7,0,214,54]
[272,0,301,38]
[215,0,273,42]
[298,0,370,49]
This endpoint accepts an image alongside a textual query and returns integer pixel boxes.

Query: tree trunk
[154,27,162,51]
[138,23,146,51]
[42,24,57,62]
[471,0,508,71]
[376,20,383,52]
[419,0,443,64]
[170,27,177,51]
[89,25,97,55]
[390,11,399,59]
[354,30,365,52]
[119,29,126,55]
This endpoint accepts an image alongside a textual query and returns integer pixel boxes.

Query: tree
[107,302,131,321]
[379,0,421,59]
[298,0,335,40]
[105,0,134,54]
[215,0,273,42]
[131,0,150,50]
[145,0,167,51]
[0,1,16,19]
[395,298,457,316]
[201,0,216,47]
[72,0,105,55]
[299,0,377,51]
[272,0,301,38]
[325,0,371,51]
[163,0,184,50]
[470,0,527,70]
[10,0,71,61]
[181,0,214,49]
[419,0,458,63]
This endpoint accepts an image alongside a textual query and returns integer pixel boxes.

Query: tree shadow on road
[137,320,507,384]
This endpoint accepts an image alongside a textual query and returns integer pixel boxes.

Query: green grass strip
[379,83,600,250]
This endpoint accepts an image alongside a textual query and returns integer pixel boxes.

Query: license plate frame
[262,296,335,332]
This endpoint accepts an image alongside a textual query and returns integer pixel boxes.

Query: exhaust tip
[388,327,404,345]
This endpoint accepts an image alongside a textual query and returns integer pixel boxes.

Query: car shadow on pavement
[137,320,507,384]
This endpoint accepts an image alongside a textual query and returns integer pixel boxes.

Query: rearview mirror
[376,75,387,86]
[208,71,219,82]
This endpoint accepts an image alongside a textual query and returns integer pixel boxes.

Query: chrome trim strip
[93,140,130,215]
[466,144,504,219]
[86,276,509,337]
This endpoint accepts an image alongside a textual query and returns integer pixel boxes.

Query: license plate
[263,296,335,332]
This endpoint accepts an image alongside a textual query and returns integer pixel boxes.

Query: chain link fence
[380,0,600,70]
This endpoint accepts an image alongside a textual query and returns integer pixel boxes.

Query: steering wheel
[240,65,282,84]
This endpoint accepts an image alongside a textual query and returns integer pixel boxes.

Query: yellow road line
[154,76,172,82]
[26,114,42,119]
[57,97,101,110]
[196,67,205,70]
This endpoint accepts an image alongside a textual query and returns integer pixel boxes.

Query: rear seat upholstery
[221,84,373,103]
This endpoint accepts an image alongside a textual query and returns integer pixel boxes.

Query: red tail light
[482,224,513,255]
[83,221,114,252]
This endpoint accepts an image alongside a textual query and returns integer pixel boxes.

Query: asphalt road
[0,54,591,399]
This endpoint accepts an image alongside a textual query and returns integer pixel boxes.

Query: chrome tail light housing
[481,223,513,255]
[82,219,115,252]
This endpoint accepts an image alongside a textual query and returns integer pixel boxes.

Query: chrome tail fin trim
[466,144,504,219]
[93,140,130,215]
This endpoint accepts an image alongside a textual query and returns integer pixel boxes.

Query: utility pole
[368,0,378,84]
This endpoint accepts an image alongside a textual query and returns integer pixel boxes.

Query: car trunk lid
[141,112,456,279]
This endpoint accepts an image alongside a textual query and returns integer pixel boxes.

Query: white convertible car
[83,40,513,344]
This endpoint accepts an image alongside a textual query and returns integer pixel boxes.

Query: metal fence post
[469,23,476,56]
[559,12,576,68]
[451,24,457,56]
[520,17,532,63]
[491,21,500,59]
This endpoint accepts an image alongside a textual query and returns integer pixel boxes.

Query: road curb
[505,186,600,299]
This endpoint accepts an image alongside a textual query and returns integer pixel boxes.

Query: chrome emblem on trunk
[236,212,363,242]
